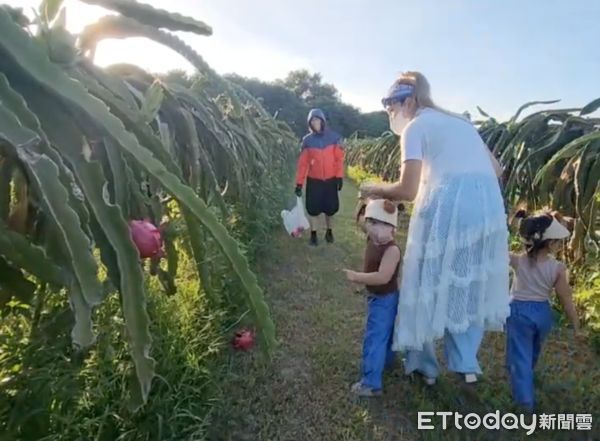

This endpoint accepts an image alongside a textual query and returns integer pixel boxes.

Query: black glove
[295,185,302,197]
[337,178,343,191]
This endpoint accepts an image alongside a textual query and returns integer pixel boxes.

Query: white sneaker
[350,382,382,397]
[424,376,437,386]
[408,371,437,386]
[464,373,478,384]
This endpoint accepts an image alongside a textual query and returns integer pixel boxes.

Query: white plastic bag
[281,197,310,237]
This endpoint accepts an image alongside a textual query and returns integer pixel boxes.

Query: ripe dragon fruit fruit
[290,226,306,238]
[128,219,164,259]
[232,329,255,351]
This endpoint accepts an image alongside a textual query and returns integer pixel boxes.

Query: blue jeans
[404,325,484,378]
[506,300,554,410]
[360,291,399,390]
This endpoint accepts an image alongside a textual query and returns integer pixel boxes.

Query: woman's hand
[359,160,422,202]
[343,269,362,284]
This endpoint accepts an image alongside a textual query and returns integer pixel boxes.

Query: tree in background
[222,69,389,139]
[359,111,390,138]
[225,74,309,136]
[278,70,340,108]
[161,68,193,87]
[278,70,367,138]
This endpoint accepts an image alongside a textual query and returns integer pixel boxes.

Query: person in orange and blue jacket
[295,108,345,246]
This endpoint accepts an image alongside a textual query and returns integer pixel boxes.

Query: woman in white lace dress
[360,72,510,385]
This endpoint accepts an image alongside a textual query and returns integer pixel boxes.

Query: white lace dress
[392,108,510,351]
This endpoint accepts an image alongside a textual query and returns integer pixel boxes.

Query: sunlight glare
[4,0,311,78]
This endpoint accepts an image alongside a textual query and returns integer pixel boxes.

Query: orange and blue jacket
[295,127,345,186]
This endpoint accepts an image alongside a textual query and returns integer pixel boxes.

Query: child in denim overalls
[344,199,401,396]
[507,210,580,411]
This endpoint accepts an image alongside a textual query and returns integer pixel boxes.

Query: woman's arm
[555,266,580,332]
[344,246,401,285]
[360,123,423,201]
[372,160,422,202]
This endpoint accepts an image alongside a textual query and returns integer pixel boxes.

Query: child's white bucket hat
[364,199,398,227]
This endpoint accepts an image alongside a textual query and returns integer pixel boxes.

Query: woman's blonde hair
[395,71,469,121]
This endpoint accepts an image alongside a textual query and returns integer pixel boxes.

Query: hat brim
[542,218,570,240]
[364,201,398,228]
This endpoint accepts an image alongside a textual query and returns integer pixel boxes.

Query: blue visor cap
[381,83,415,108]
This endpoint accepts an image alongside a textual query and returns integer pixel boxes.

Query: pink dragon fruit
[290,226,306,238]
[232,329,255,351]
[128,219,163,259]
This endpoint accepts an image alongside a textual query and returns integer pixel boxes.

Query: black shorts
[305,177,339,217]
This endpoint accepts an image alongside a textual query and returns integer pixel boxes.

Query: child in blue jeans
[344,199,401,397]
[507,210,580,411]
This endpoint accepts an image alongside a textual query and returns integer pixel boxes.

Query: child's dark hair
[356,203,367,224]
[514,209,554,259]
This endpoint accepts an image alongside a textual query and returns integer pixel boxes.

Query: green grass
[209,179,600,441]
[1,178,598,440]
[0,250,229,441]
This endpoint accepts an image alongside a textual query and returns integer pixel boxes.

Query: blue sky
[7,0,600,119]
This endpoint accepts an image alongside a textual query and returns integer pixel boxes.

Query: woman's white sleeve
[401,123,424,162]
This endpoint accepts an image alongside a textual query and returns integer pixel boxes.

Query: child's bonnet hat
[542,216,570,241]
[364,199,398,228]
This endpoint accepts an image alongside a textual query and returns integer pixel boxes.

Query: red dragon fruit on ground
[232,329,255,351]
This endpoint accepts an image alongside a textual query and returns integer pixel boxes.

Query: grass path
[209,181,599,441]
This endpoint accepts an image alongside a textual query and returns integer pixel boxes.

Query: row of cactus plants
[345,101,600,261]
[0,0,297,410]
